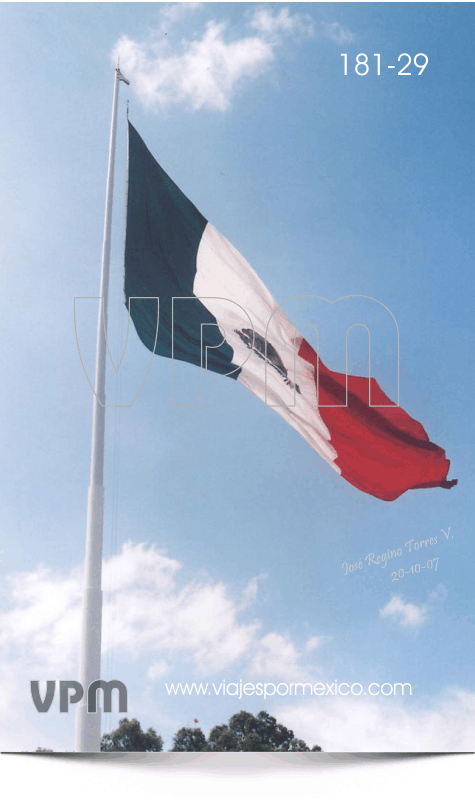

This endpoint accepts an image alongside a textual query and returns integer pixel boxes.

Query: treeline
[101,711,321,753]
[100,711,322,752]
[36,710,322,752]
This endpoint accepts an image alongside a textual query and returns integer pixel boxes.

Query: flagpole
[75,65,128,753]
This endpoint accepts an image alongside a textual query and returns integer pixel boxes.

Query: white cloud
[114,22,274,111]
[111,6,316,112]
[0,564,82,670]
[146,660,170,681]
[0,541,326,748]
[249,7,313,39]
[305,635,329,652]
[380,595,427,628]
[0,541,264,676]
[104,557,313,677]
[239,573,267,609]
[103,540,181,592]
[158,2,203,32]
[113,23,273,112]
[320,22,355,44]
[276,688,475,751]
[428,583,448,603]
[0,543,316,693]
[249,632,310,681]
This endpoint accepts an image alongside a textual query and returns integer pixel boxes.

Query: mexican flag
[123,122,456,502]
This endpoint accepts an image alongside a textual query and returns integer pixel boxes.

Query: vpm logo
[30,679,127,713]
[74,294,399,408]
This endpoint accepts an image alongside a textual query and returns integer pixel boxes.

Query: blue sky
[0,2,474,752]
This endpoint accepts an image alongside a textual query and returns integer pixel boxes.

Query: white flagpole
[75,66,128,753]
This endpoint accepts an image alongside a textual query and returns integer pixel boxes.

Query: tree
[100,717,163,752]
[171,726,208,752]
[207,723,237,752]
[207,711,322,752]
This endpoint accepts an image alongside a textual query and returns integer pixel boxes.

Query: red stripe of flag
[298,338,457,501]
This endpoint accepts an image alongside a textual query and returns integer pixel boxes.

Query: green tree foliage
[171,726,208,751]
[99,711,321,752]
[206,723,237,752]
[100,717,163,752]
[208,710,321,752]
